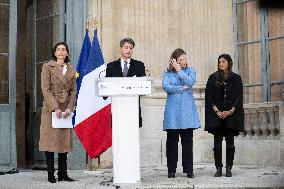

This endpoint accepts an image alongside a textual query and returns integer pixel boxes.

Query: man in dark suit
[106,38,146,77]
[106,38,146,127]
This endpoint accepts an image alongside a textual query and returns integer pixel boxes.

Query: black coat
[205,72,244,132]
[106,58,146,127]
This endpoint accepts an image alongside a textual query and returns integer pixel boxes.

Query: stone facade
[86,0,284,168]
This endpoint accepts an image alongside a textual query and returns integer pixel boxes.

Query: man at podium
[106,38,146,127]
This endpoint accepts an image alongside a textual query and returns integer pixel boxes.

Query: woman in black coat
[205,54,244,177]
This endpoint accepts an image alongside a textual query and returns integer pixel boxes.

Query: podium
[95,77,153,184]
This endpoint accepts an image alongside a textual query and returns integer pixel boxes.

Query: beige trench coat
[39,60,76,153]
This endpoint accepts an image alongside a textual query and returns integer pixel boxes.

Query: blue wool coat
[162,67,201,130]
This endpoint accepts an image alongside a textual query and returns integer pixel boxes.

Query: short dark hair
[168,48,187,71]
[120,38,135,48]
[52,42,70,63]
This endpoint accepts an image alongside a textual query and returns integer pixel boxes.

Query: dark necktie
[123,61,128,77]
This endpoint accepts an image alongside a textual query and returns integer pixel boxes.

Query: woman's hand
[224,107,235,118]
[221,111,231,119]
[184,85,189,90]
[213,106,235,119]
[220,107,235,119]
[216,111,224,119]
[170,58,181,72]
[55,108,62,119]
[63,109,71,119]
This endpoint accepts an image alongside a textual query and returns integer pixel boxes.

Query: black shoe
[58,172,75,182]
[6,168,19,174]
[168,172,175,178]
[48,173,56,183]
[187,173,194,178]
[214,167,222,177]
[225,166,232,177]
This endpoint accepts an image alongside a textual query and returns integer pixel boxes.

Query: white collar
[121,58,131,64]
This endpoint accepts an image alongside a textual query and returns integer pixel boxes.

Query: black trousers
[213,135,235,167]
[166,129,193,173]
[45,152,68,174]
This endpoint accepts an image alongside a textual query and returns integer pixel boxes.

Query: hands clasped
[216,111,230,119]
[55,109,71,119]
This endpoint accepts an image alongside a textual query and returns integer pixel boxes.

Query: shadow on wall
[259,0,284,8]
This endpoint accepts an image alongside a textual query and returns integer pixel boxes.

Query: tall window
[234,0,284,103]
[34,0,63,108]
[0,0,10,104]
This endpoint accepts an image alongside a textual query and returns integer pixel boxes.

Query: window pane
[237,1,261,42]
[238,43,263,103]
[0,0,9,4]
[0,55,9,104]
[0,3,9,104]
[243,86,263,104]
[268,9,284,37]
[36,0,59,19]
[269,38,284,101]
[36,16,59,63]
[0,4,9,53]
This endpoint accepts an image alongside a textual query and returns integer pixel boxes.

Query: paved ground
[0,164,283,189]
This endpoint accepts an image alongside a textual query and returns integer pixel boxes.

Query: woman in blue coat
[163,48,200,178]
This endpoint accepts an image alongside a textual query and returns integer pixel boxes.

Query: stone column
[279,101,284,166]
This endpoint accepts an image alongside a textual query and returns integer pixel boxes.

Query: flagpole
[98,156,101,170]
[86,18,89,32]
[94,16,101,171]
[86,17,102,172]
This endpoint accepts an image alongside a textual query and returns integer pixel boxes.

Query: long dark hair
[168,48,187,71]
[52,42,70,63]
[215,54,233,86]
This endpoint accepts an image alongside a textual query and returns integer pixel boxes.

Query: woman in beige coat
[40,42,76,183]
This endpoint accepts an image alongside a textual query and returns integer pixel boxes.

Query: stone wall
[142,89,284,167]
[87,0,284,168]
[94,86,284,168]
[88,0,234,86]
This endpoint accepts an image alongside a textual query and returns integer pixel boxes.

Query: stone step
[0,164,283,189]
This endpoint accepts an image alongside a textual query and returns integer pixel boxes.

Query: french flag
[74,30,112,159]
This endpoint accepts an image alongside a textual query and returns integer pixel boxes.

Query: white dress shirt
[62,64,67,75]
[120,58,130,72]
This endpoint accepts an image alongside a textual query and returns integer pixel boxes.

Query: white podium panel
[96,77,153,184]
[98,81,151,96]
[95,77,153,96]
[112,96,140,184]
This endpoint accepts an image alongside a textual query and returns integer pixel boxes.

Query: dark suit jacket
[204,71,244,132]
[106,58,146,77]
[106,58,146,127]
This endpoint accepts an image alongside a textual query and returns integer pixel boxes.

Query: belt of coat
[53,89,68,103]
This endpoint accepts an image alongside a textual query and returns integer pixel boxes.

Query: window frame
[233,0,284,102]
